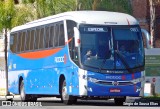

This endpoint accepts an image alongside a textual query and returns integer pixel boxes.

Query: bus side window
[45,26,50,48]
[49,25,54,47]
[39,27,44,49]
[21,31,26,52]
[66,20,77,63]
[17,32,22,53]
[59,23,65,46]
[10,33,17,53]
[30,29,35,50]
[54,24,59,47]
[26,30,30,51]
[35,28,40,49]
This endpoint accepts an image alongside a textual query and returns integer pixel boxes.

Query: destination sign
[83,27,109,32]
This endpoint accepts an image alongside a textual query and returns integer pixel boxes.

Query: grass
[143,94,160,100]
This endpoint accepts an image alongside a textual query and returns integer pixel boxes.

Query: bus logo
[106,76,121,80]
[55,55,67,64]
[64,54,67,64]
[112,81,119,86]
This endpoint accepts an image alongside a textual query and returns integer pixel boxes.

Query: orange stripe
[126,18,130,25]
[65,37,73,45]
[18,48,62,59]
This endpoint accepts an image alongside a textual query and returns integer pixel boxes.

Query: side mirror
[73,27,80,47]
[141,29,151,49]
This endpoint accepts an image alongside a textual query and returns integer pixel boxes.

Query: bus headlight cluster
[82,75,98,83]
[88,77,98,83]
[131,77,145,84]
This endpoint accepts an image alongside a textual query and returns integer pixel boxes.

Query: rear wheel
[61,79,77,105]
[29,96,37,102]
[20,80,29,101]
[114,97,126,106]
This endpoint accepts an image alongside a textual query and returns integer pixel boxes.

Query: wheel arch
[18,76,23,94]
[59,74,65,94]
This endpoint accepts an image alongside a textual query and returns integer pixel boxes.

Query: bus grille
[96,80,134,86]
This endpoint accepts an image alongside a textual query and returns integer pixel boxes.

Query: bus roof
[11,11,139,32]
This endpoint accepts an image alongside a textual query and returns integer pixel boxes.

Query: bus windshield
[80,25,144,73]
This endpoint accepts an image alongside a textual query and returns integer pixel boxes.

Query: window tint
[59,24,65,46]
[67,20,76,40]
[66,20,77,60]
[10,33,18,53]
[35,28,40,49]
[30,29,35,50]
[26,30,30,51]
[54,24,59,46]
[21,32,26,52]
[45,26,50,48]
[11,21,67,53]
[49,25,54,47]
[17,32,22,52]
[39,28,44,49]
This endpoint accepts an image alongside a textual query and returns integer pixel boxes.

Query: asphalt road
[0,96,160,109]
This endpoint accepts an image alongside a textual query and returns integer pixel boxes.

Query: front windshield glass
[80,25,113,69]
[79,25,144,72]
[113,27,144,69]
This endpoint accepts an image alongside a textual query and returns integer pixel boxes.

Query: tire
[20,80,30,101]
[30,96,37,102]
[61,80,77,105]
[114,97,126,106]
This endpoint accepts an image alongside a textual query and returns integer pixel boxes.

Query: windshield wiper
[114,50,133,73]
[97,50,111,73]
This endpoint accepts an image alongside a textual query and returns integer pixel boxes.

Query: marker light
[77,39,80,44]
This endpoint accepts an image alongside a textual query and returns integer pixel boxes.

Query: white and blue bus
[8,11,150,105]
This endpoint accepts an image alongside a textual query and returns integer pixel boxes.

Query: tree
[0,0,35,95]
[149,0,160,48]
[0,0,15,96]
[22,0,76,18]
[75,0,132,14]
[92,0,101,10]
[98,0,132,14]
[75,0,101,10]
[12,3,36,27]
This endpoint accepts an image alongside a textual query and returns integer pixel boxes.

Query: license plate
[109,88,121,93]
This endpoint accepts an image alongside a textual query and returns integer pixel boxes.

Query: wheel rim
[62,85,67,100]
[20,83,25,100]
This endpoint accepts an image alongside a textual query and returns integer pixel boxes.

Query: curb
[140,98,160,102]
[0,95,20,99]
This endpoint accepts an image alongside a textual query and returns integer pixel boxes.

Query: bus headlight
[131,76,145,84]
[88,77,98,83]
[82,75,98,83]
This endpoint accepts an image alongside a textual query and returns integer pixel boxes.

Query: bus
[8,11,150,105]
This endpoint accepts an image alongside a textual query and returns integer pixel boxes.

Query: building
[132,0,160,48]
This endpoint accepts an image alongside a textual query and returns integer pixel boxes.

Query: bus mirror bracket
[74,27,80,47]
[141,29,151,49]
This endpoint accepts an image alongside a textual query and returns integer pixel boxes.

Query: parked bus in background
[8,11,150,105]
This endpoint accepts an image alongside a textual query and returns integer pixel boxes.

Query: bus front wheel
[114,97,126,106]
[61,80,77,105]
